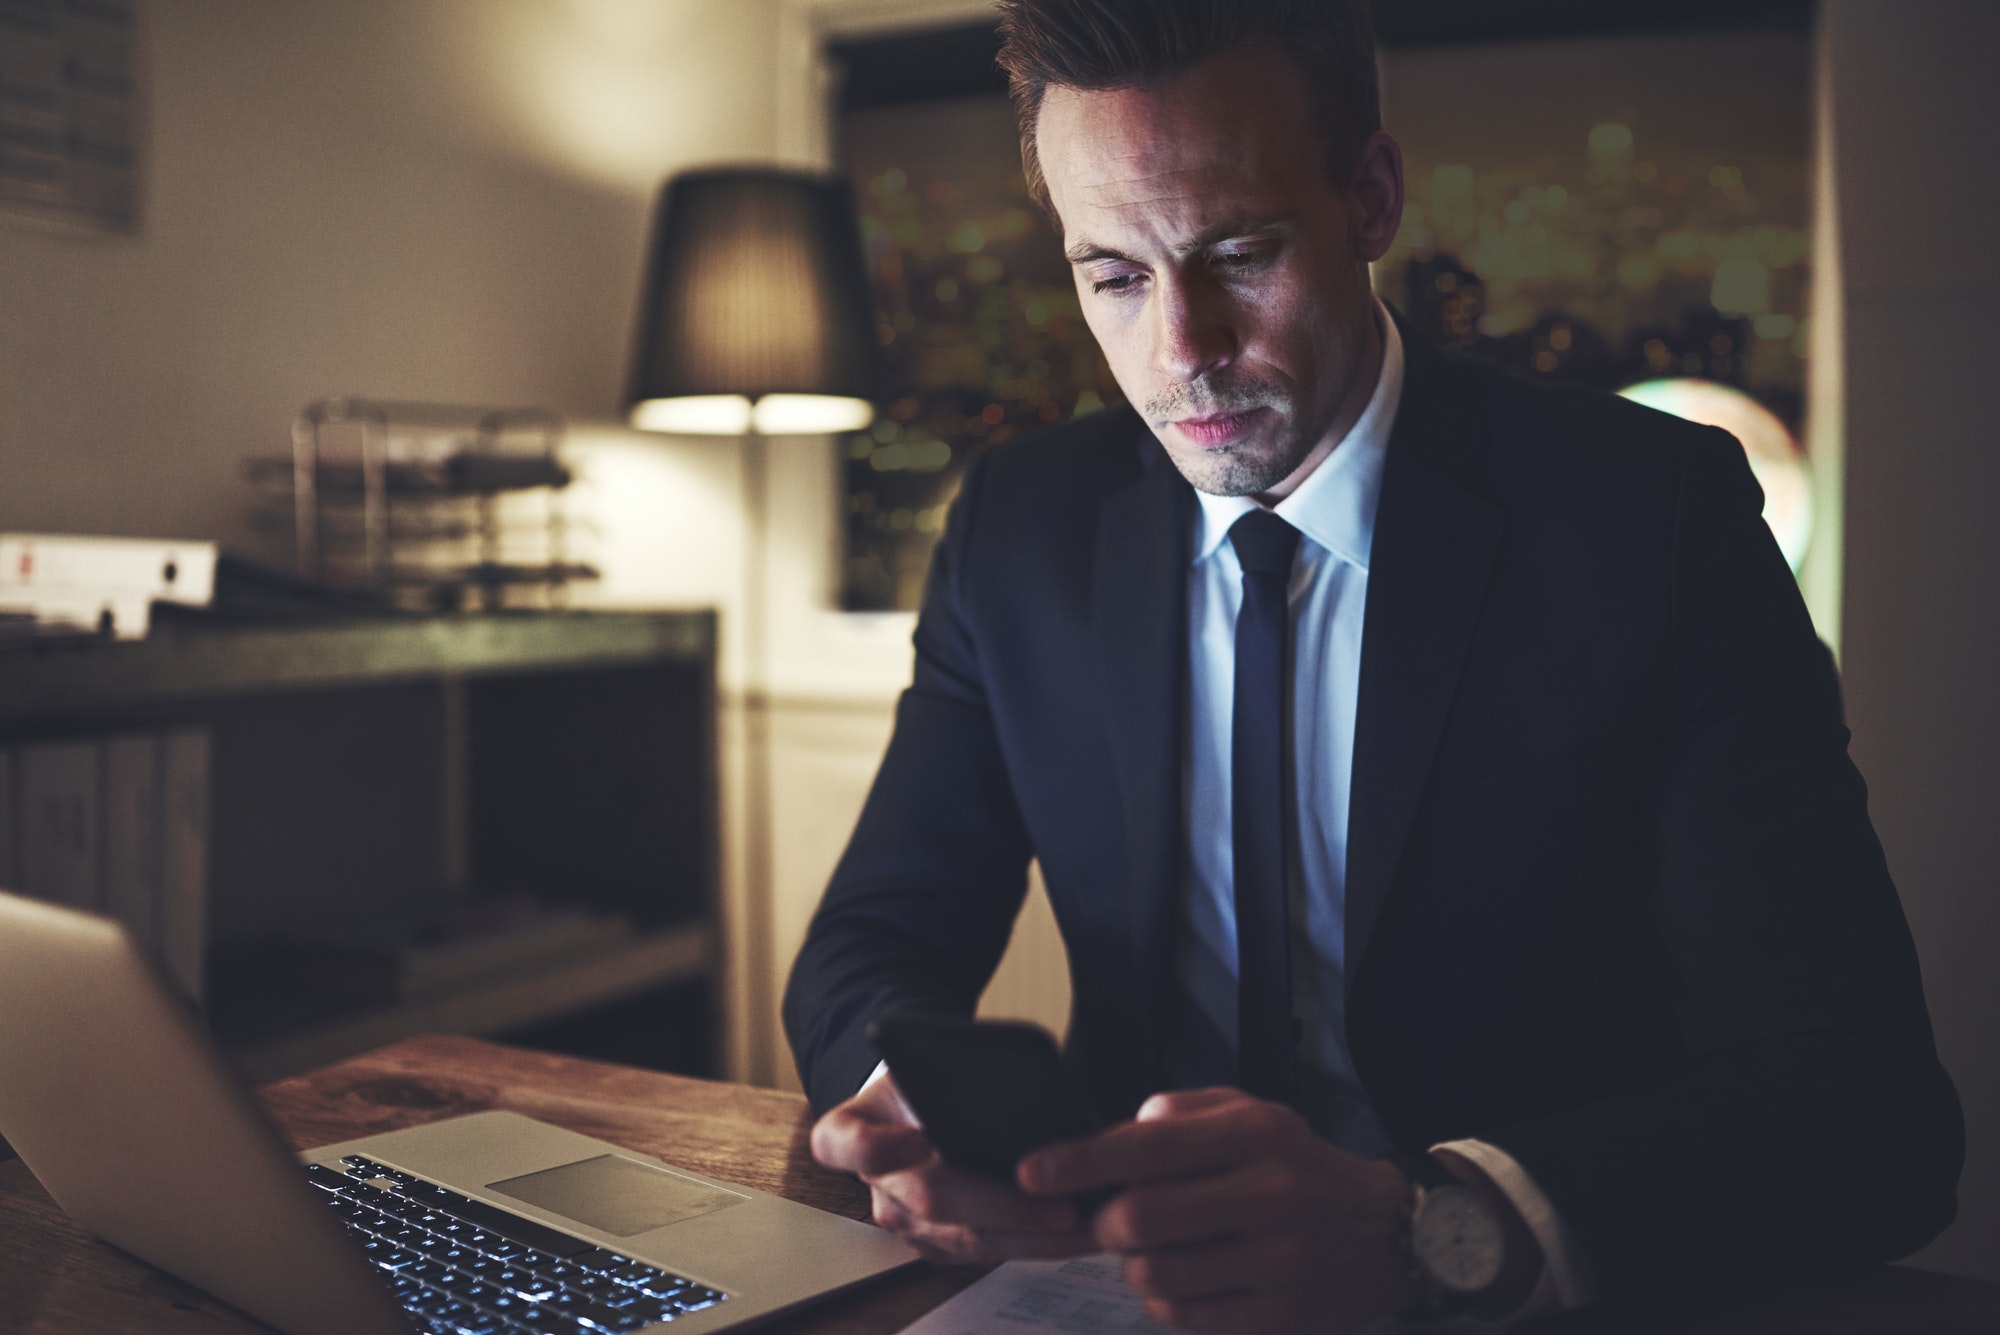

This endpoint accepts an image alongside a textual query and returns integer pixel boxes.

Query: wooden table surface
[0,1034,1993,1334]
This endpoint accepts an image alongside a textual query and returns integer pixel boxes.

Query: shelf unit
[224,926,714,1084]
[0,610,720,1080]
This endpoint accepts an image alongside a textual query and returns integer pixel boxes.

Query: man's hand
[1018,1089,1420,1334]
[807,1066,1096,1264]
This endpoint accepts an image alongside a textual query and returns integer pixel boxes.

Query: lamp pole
[739,423,777,1087]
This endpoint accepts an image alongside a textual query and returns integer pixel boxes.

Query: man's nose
[1153,277,1236,383]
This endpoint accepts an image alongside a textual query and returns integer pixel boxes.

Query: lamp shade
[627,168,883,435]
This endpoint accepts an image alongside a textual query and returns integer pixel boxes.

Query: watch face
[1411,1186,1506,1295]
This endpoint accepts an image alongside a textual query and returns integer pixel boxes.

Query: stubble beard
[1144,372,1312,498]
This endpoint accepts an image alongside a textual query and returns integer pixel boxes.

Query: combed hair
[995,0,1381,224]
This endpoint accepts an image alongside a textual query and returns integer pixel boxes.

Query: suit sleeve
[1484,428,1963,1329]
[782,454,1036,1113]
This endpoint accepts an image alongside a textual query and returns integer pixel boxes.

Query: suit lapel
[1093,438,1193,1066]
[1346,337,1505,996]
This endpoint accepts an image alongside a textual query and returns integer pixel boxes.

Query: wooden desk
[0,1035,1992,1334]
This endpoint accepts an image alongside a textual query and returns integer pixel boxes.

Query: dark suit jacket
[783,328,1962,1327]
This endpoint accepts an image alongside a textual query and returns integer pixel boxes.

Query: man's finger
[810,1104,932,1177]
[875,1161,1080,1234]
[1135,1087,1243,1121]
[1021,1099,1284,1194]
[1091,1165,1276,1252]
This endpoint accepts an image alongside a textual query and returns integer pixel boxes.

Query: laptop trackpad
[488,1155,748,1238]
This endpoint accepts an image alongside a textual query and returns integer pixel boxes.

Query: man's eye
[1092,273,1142,295]
[1214,249,1269,271]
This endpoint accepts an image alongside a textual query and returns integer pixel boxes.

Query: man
[784,2,1962,1330]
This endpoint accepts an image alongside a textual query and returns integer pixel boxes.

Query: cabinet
[0,612,718,1082]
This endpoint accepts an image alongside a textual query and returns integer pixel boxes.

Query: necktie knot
[1229,510,1299,579]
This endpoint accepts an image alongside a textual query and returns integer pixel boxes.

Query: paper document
[898,1254,1495,1334]
[899,1256,1175,1335]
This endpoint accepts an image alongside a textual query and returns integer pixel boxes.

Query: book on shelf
[158,729,211,1005]
[101,733,160,947]
[18,740,101,911]
[0,728,210,1006]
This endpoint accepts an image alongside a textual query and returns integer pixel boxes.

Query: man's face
[1036,47,1398,498]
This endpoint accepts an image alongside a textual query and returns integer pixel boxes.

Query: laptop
[0,890,918,1335]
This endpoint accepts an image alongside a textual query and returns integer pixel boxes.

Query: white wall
[1823,0,2000,1284]
[0,0,789,545]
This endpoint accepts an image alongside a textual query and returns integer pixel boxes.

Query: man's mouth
[1171,408,1267,447]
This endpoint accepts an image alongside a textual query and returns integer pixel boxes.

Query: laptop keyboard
[305,1155,730,1334]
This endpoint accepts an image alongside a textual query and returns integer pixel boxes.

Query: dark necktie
[1228,509,1300,1104]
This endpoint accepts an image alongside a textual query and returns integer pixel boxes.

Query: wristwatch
[1395,1151,1508,1318]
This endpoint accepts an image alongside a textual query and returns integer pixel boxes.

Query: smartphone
[867,1013,1098,1181]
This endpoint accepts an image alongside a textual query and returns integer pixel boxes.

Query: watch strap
[1390,1148,1459,1191]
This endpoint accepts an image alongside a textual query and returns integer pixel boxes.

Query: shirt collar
[1192,294,1403,573]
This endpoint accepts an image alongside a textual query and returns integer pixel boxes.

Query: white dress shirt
[1171,299,1592,1319]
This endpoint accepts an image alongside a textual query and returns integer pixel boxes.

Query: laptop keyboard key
[431,1301,477,1328]
[303,1163,352,1192]
[507,1314,592,1335]
[566,1303,651,1333]
[481,1290,536,1317]
[492,1269,551,1297]
[373,1247,424,1271]
[410,1289,457,1317]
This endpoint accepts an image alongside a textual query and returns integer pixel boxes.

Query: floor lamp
[624,169,883,1086]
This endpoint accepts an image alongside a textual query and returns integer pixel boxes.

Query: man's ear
[1346,130,1405,264]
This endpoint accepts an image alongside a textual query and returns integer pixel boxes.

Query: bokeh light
[1618,378,1813,571]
